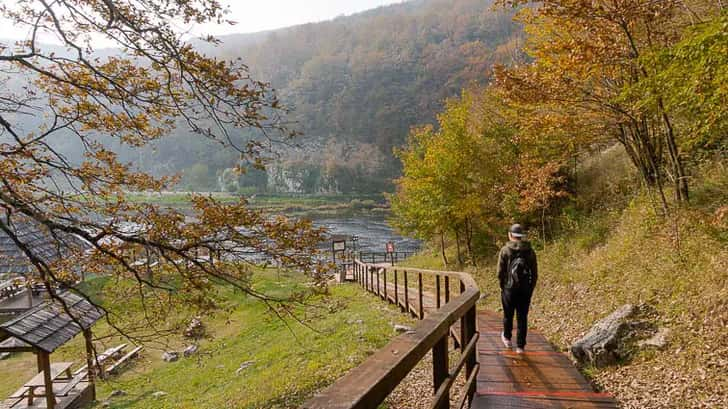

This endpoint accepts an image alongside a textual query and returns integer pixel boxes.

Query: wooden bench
[2,396,25,409]
[57,372,87,397]
[22,362,74,406]
[8,386,27,399]
[106,346,143,374]
[73,343,127,376]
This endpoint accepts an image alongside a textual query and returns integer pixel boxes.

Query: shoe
[516,347,525,354]
[501,332,512,348]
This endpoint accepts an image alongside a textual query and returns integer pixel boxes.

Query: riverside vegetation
[124,192,389,217]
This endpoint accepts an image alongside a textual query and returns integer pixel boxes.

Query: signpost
[332,240,346,264]
[332,239,347,282]
[386,241,395,265]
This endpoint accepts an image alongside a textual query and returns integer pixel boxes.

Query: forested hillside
[142,0,522,194]
[392,1,727,407]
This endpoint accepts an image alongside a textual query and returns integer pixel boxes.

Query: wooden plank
[106,346,143,374]
[57,373,86,397]
[73,343,126,376]
[474,310,618,408]
[25,362,73,387]
[8,387,27,399]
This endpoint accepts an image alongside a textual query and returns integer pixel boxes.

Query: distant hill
[5,0,522,194]
[155,0,522,194]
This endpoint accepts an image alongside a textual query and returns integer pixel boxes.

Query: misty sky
[196,0,407,35]
[0,0,407,44]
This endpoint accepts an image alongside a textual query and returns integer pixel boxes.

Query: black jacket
[497,240,538,290]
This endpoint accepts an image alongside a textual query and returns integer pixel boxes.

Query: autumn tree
[0,0,326,340]
[638,12,728,156]
[494,0,725,212]
[391,89,566,265]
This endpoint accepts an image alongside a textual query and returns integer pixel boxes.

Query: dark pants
[501,288,533,348]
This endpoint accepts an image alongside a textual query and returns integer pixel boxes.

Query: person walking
[498,223,538,354]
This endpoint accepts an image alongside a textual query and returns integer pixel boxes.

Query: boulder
[571,304,639,367]
[638,327,670,350]
[184,316,206,339]
[183,344,199,358]
[162,351,179,362]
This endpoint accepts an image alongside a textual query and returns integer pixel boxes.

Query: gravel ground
[385,339,467,408]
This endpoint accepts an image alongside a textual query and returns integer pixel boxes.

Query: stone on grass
[184,316,205,339]
[162,351,179,362]
[235,360,255,376]
[109,390,126,398]
[152,391,167,398]
[638,327,670,350]
[571,304,662,367]
[183,344,199,358]
[571,304,638,367]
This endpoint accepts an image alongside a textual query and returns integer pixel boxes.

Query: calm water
[313,216,420,253]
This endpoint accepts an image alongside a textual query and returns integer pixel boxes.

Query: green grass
[0,272,414,408]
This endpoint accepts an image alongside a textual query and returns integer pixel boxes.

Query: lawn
[0,271,414,408]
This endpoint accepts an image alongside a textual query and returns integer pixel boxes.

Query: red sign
[386,242,395,253]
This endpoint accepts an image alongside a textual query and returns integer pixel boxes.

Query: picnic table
[22,362,73,405]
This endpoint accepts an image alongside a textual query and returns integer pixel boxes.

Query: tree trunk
[440,232,449,268]
[662,112,689,202]
[464,218,477,268]
[454,228,464,266]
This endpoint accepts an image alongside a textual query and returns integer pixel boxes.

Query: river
[312,216,421,254]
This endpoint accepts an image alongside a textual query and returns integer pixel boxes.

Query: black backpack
[506,252,533,290]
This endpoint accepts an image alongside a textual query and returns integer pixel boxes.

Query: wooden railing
[303,260,480,409]
[356,251,416,266]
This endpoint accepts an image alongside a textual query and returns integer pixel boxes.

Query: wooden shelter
[0,291,104,409]
[0,218,86,315]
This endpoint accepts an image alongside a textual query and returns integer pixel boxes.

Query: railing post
[404,270,409,315]
[383,269,388,301]
[418,272,424,319]
[432,334,449,409]
[464,305,478,406]
[444,276,450,303]
[370,267,374,293]
[366,266,370,291]
[376,268,381,297]
[394,269,399,308]
[436,275,441,309]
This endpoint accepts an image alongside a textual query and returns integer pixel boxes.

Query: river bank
[124,192,390,218]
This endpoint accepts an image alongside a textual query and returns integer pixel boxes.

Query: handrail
[303,259,480,409]
[356,251,415,266]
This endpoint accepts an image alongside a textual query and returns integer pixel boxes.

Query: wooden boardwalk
[473,311,618,408]
[343,265,618,408]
